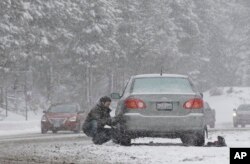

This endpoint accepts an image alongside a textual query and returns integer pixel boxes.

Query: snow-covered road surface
[0,128,250,164]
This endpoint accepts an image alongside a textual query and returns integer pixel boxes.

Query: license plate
[53,120,61,128]
[156,102,173,111]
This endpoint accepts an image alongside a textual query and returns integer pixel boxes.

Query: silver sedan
[111,74,206,146]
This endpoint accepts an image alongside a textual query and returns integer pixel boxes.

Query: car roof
[132,74,188,78]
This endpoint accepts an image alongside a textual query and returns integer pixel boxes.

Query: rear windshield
[238,105,250,111]
[48,104,78,113]
[132,77,194,94]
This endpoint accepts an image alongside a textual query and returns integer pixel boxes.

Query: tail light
[125,98,146,109]
[183,98,203,109]
[41,116,48,122]
[68,116,77,122]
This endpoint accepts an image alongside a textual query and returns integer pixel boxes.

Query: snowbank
[0,108,41,136]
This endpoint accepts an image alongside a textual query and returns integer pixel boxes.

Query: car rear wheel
[196,132,205,146]
[181,131,205,146]
[113,135,131,146]
[112,127,131,146]
[120,138,131,146]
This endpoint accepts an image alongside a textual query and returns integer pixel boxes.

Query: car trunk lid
[125,93,203,116]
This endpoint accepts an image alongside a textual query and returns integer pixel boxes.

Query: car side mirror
[111,93,121,99]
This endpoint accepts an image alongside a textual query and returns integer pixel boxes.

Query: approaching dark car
[41,103,86,133]
[111,74,206,146]
[204,102,216,128]
[233,104,250,128]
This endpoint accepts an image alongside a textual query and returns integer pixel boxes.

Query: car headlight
[41,116,48,122]
[233,112,237,117]
[68,116,77,122]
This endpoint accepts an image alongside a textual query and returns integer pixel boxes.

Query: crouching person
[83,96,118,145]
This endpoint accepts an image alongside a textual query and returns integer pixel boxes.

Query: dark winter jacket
[83,102,112,131]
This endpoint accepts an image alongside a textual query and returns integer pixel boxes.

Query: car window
[132,77,194,94]
[48,104,78,113]
[238,104,250,111]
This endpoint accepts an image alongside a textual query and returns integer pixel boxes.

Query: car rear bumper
[122,113,205,132]
[41,121,79,131]
[234,118,250,124]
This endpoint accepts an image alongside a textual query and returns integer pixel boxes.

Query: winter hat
[100,96,112,103]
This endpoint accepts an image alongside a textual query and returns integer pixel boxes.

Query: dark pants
[83,120,113,145]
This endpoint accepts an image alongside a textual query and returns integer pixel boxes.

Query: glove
[111,115,124,126]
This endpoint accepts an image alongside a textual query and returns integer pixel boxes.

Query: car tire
[180,134,193,146]
[181,131,205,146]
[195,131,205,146]
[74,130,80,133]
[113,135,131,146]
[74,123,81,133]
[74,128,80,133]
[233,122,238,128]
[120,138,131,146]
[112,127,131,146]
[52,130,57,133]
[41,128,48,134]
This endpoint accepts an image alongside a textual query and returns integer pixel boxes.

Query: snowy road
[0,128,250,164]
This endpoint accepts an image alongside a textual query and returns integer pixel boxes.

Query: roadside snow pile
[204,87,250,127]
[0,108,41,136]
